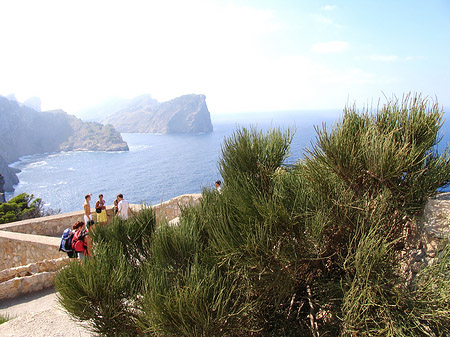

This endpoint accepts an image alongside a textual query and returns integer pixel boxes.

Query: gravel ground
[0,288,93,337]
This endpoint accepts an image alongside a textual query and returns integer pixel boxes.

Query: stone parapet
[0,208,114,236]
[135,193,202,223]
[0,257,68,284]
[0,258,69,300]
[0,193,202,237]
[0,271,58,300]
[0,232,64,270]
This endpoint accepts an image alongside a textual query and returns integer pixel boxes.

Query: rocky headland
[0,96,128,192]
[102,94,213,134]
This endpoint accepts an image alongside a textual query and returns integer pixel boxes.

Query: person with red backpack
[72,220,89,260]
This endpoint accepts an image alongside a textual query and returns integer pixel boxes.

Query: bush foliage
[0,313,10,325]
[56,95,450,336]
[0,193,54,224]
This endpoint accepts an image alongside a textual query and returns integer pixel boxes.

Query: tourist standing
[72,221,88,261]
[113,196,119,216]
[117,193,129,220]
[215,180,222,193]
[95,194,107,224]
[84,194,93,228]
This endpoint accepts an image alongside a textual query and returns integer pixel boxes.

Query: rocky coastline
[0,96,129,193]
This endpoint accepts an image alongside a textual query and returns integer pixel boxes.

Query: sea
[5,110,450,213]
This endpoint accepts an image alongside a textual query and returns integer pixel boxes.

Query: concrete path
[0,287,57,318]
[0,288,92,336]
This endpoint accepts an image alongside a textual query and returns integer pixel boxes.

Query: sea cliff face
[0,96,128,192]
[0,173,6,202]
[102,94,213,134]
[0,157,19,192]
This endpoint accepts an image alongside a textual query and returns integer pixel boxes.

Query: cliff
[0,96,128,191]
[102,94,213,134]
[22,97,41,112]
[0,157,19,192]
[0,173,6,203]
[76,94,159,122]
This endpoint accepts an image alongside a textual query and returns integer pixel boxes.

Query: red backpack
[72,229,88,253]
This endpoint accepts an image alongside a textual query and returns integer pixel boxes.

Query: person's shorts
[77,252,86,261]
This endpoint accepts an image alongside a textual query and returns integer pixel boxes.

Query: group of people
[83,193,130,226]
[68,181,222,261]
[68,193,130,260]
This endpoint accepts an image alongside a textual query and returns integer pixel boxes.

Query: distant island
[0,96,128,192]
[100,94,213,134]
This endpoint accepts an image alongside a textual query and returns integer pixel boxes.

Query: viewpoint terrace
[0,194,201,300]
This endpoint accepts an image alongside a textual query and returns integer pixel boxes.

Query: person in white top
[117,193,130,220]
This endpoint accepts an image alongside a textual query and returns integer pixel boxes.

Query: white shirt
[118,199,129,220]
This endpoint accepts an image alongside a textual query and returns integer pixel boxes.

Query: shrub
[0,193,59,224]
[55,207,156,335]
[56,94,450,336]
[0,313,10,324]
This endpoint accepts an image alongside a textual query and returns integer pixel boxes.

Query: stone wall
[0,232,64,270]
[0,258,68,300]
[0,271,58,300]
[0,231,65,300]
[139,193,201,223]
[0,258,68,284]
[0,209,114,237]
[404,192,450,283]
[0,193,201,237]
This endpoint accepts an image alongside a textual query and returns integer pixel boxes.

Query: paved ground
[0,287,92,336]
[0,287,57,318]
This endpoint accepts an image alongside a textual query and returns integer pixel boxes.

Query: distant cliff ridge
[102,94,213,134]
[0,96,128,192]
[23,96,41,112]
[76,94,159,122]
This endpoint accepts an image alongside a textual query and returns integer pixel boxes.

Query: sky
[0,0,449,116]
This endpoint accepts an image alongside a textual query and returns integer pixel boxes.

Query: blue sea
[6,110,450,213]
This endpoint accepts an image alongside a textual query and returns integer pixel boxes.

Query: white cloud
[405,55,426,61]
[369,54,398,62]
[312,14,333,25]
[311,41,348,54]
[321,5,337,11]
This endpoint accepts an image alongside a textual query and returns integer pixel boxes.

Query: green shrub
[55,207,156,335]
[0,313,10,324]
[0,193,53,224]
[56,94,450,336]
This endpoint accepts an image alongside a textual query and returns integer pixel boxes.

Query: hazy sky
[1,0,449,115]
